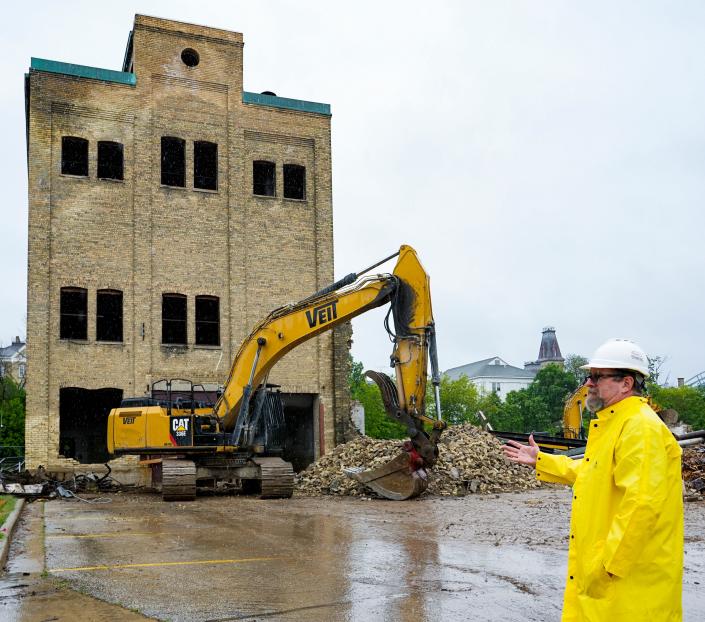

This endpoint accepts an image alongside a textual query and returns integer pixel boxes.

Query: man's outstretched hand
[501,434,539,467]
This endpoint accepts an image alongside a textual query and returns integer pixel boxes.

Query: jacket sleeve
[602,416,669,578]
[535,451,582,485]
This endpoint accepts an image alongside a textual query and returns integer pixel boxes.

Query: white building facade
[444,357,535,401]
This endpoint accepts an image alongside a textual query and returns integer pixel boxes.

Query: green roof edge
[243,91,330,116]
[30,58,136,86]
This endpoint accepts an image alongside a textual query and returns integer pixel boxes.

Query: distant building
[524,326,564,374]
[444,356,536,401]
[0,337,26,385]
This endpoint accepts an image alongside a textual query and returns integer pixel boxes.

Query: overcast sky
[2,1,704,384]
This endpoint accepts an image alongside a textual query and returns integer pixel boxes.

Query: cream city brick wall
[25,15,342,470]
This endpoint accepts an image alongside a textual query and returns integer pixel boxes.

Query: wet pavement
[1,489,704,621]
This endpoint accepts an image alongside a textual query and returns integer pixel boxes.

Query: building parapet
[243,91,330,116]
[30,57,137,86]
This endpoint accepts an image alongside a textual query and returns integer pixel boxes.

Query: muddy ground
[1,488,704,621]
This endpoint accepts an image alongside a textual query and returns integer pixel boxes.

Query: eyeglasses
[584,373,625,384]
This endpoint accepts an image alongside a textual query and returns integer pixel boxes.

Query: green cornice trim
[243,91,330,116]
[30,58,136,86]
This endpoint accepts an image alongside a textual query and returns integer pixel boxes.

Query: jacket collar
[596,395,646,421]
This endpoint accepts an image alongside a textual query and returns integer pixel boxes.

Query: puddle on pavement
[6,493,703,622]
[342,528,565,622]
[0,575,154,622]
[1,500,154,622]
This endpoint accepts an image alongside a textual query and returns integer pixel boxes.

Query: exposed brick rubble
[683,445,705,498]
[295,424,541,497]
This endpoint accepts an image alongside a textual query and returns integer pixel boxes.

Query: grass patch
[0,495,17,539]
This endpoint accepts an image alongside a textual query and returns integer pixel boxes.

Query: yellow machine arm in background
[562,385,589,439]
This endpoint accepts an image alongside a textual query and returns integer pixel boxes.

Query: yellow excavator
[491,385,590,453]
[108,245,446,501]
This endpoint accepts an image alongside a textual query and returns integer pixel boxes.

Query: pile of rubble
[682,445,705,498]
[295,424,540,497]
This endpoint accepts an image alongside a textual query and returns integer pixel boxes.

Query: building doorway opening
[280,393,316,473]
[59,387,123,463]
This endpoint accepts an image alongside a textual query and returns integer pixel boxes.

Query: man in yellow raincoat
[503,338,683,621]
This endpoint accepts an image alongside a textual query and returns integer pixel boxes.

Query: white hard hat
[580,338,650,377]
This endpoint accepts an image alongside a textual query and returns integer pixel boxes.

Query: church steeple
[524,326,564,374]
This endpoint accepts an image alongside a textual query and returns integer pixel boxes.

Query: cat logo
[172,417,190,438]
[305,300,338,328]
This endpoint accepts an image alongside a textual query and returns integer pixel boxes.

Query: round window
[181,48,200,67]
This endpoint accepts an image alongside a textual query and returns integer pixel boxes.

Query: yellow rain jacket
[536,396,683,621]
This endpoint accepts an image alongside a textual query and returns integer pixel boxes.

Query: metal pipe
[428,324,442,421]
[230,337,267,445]
[302,250,400,302]
[673,429,705,441]
[679,438,704,447]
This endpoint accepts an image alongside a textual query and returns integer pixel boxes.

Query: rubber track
[162,459,197,501]
[254,457,294,499]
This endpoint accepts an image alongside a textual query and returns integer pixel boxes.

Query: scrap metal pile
[0,466,122,499]
[682,445,705,498]
[295,424,540,497]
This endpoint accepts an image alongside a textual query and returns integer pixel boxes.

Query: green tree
[0,376,25,452]
[488,364,578,434]
[564,353,588,385]
[426,374,481,425]
[477,391,503,426]
[649,384,705,431]
[348,356,406,439]
[647,355,666,386]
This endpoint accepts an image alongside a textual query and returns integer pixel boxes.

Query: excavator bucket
[345,369,445,500]
[345,452,428,500]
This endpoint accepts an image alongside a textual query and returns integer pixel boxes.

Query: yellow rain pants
[536,396,683,621]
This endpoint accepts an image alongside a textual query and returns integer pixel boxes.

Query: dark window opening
[61,136,88,176]
[194,141,218,190]
[162,293,187,344]
[96,290,123,342]
[181,48,200,67]
[281,393,316,472]
[161,137,185,187]
[60,387,122,463]
[97,141,124,180]
[253,160,276,196]
[60,287,87,340]
[283,164,306,200]
[195,296,220,346]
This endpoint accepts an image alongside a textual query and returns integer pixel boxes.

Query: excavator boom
[213,244,445,498]
[108,245,445,501]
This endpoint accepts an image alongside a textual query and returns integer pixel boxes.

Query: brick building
[25,15,352,476]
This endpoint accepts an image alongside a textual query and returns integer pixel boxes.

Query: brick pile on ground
[682,445,705,497]
[294,424,540,497]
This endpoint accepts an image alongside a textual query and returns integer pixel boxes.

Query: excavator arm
[215,244,446,498]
